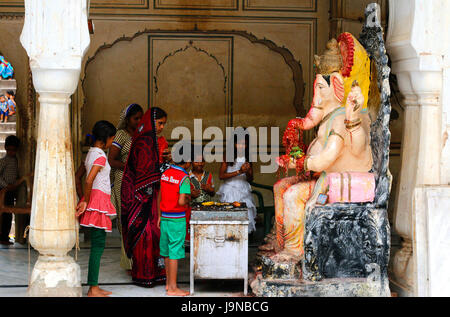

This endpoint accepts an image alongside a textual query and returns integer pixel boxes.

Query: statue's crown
[314,39,342,75]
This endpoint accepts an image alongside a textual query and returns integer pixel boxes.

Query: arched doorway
[0,54,18,245]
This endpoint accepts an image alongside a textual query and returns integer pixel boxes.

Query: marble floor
[0,224,262,297]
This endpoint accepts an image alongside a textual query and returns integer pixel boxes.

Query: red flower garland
[337,32,355,78]
[278,119,307,177]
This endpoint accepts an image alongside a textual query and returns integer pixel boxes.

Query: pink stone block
[325,172,375,204]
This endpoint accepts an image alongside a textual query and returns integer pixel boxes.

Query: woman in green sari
[108,103,143,271]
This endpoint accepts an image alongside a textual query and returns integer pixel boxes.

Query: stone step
[0,115,17,123]
[0,122,16,132]
[0,131,16,142]
[0,121,16,131]
[250,274,391,297]
[0,127,15,132]
[6,115,16,123]
[0,79,17,95]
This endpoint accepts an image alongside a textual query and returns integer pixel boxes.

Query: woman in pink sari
[121,107,170,287]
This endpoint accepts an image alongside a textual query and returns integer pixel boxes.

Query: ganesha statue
[261,33,377,263]
[253,4,391,296]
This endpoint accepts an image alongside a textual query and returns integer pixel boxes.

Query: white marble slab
[0,227,255,297]
[0,282,244,297]
[413,186,450,296]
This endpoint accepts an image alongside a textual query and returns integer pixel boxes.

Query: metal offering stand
[189,202,249,295]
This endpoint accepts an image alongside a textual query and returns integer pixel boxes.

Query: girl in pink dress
[76,120,117,297]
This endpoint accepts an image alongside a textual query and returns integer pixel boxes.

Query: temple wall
[78,2,332,206]
[0,1,392,207]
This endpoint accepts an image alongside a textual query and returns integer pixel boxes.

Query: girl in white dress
[217,135,257,234]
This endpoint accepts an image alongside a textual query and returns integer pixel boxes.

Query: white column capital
[20,0,90,94]
[387,0,447,65]
[386,0,448,100]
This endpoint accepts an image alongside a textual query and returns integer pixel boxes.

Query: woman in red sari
[121,107,170,287]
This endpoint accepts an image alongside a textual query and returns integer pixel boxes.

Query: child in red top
[76,120,116,297]
[158,143,192,296]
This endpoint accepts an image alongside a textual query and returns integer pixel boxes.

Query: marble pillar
[20,0,90,297]
[441,29,450,186]
[386,0,450,296]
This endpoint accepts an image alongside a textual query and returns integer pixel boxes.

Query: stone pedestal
[251,203,391,297]
[27,256,81,297]
[251,254,390,297]
[251,275,390,297]
[413,186,450,296]
[303,207,390,282]
[20,0,90,297]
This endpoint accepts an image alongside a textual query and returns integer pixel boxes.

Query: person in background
[108,103,143,273]
[5,91,16,117]
[75,120,117,297]
[190,151,215,204]
[0,135,20,245]
[0,95,9,123]
[217,133,257,234]
[158,142,192,296]
[187,150,215,242]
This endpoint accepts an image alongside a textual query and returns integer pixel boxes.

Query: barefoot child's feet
[99,287,112,295]
[87,286,109,297]
[167,287,189,296]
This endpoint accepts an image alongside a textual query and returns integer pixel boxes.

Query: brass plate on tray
[192,202,247,211]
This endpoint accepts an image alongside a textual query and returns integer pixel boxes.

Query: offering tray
[190,202,247,211]
[190,202,248,222]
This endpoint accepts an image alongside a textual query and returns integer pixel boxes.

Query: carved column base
[28,255,81,297]
[389,239,414,296]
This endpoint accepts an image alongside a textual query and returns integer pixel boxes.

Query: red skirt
[79,189,116,232]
